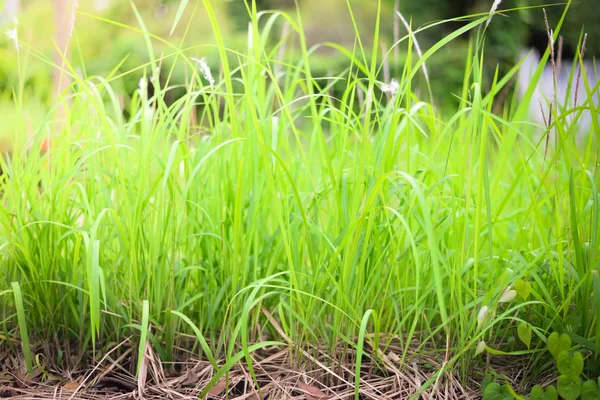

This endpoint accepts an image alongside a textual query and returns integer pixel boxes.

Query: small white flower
[143,104,154,120]
[477,305,490,328]
[93,0,110,11]
[4,18,19,50]
[247,21,253,53]
[151,66,161,84]
[499,287,517,303]
[191,57,215,88]
[179,160,185,179]
[381,78,400,97]
[365,87,373,109]
[5,27,17,43]
[475,341,486,356]
[138,76,147,97]
[75,213,85,228]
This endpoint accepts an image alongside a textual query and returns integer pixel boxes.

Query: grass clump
[0,0,598,397]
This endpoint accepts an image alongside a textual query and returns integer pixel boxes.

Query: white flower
[247,21,253,53]
[179,160,185,179]
[381,78,400,97]
[499,287,517,303]
[4,27,17,43]
[151,66,161,84]
[477,305,490,328]
[365,87,373,109]
[475,341,486,356]
[143,104,154,121]
[191,57,215,88]
[138,76,147,97]
[4,18,19,50]
[74,213,85,228]
[486,0,502,28]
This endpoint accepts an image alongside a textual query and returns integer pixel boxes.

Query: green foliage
[548,333,572,361]
[530,385,558,400]
[557,351,584,379]
[557,376,582,400]
[514,279,531,301]
[484,383,515,400]
[483,332,598,400]
[581,380,600,400]
[0,0,599,396]
[517,322,532,349]
[10,282,32,374]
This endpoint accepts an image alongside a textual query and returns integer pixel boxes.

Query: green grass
[0,0,599,396]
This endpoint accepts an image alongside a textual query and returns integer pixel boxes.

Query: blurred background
[0,0,598,142]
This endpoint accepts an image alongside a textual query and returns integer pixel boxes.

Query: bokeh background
[0,0,598,141]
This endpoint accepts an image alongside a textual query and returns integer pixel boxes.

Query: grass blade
[169,0,189,37]
[11,282,32,374]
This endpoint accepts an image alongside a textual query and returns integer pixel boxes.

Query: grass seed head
[486,0,502,28]
[191,57,215,88]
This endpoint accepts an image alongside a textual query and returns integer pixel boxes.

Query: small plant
[482,332,600,400]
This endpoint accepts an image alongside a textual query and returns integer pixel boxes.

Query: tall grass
[1,0,598,392]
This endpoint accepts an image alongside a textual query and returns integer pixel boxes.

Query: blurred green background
[0,0,598,141]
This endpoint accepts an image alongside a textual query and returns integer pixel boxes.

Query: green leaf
[531,385,555,400]
[592,272,600,353]
[531,385,559,400]
[557,351,573,376]
[483,382,515,400]
[571,352,584,377]
[170,0,189,36]
[482,374,494,393]
[557,375,582,400]
[557,351,584,379]
[544,386,558,400]
[582,380,600,400]
[548,332,571,360]
[530,385,545,400]
[514,279,531,300]
[517,322,532,349]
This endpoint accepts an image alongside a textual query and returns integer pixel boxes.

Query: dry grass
[1,341,484,400]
